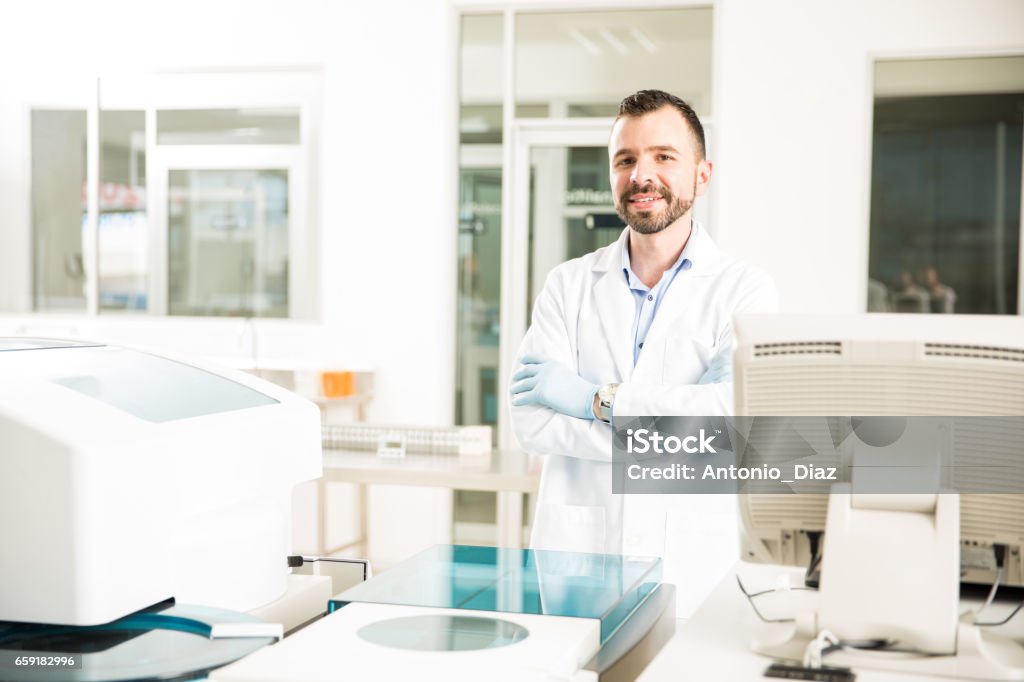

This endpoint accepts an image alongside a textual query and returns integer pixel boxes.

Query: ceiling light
[630,27,657,54]
[599,28,630,56]
[567,28,603,56]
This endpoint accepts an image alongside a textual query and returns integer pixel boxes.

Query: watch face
[600,384,618,406]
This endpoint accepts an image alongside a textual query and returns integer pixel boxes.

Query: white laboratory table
[316,448,539,554]
[639,561,1024,682]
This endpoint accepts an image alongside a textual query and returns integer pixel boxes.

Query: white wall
[319,1,458,425]
[0,0,458,426]
[711,0,1024,313]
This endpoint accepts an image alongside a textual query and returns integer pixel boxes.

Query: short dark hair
[617,89,706,160]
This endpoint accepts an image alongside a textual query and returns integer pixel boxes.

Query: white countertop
[639,561,1024,681]
[321,448,539,493]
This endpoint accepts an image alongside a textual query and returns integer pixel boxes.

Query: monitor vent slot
[925,343,1024,363]
[753,341,842,357]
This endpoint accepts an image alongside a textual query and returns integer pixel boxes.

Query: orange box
[321,371,355,398]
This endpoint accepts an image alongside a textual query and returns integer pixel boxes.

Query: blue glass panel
[331,545,662,643]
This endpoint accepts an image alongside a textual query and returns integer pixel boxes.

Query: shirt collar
[621,220,700,289]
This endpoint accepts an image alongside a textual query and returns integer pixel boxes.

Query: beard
[614,180,695,234]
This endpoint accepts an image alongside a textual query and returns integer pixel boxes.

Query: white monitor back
[733,314,1024,585]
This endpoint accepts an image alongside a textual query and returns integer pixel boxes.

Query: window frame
[864,49,1024,316]
[38,70,322,319]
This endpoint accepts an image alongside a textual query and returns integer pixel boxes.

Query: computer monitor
[731,313,1024,675]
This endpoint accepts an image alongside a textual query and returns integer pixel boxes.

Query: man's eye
[658,154,674,161]
[616,158,634,166]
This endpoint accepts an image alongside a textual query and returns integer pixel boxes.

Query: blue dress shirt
[621,223,697,366]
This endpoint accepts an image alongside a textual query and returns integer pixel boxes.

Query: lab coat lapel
[635,224,725,365]
[592,233,635,381]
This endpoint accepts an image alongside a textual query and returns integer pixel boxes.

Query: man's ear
[695,159,713,197]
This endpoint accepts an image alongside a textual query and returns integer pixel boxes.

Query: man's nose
[630,157,655,185]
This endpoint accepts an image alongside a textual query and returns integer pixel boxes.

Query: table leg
[317,478,327,555]
[496,491,524,548]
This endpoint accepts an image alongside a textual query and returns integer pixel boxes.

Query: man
[921,266,956,314]
[508,90,777,609]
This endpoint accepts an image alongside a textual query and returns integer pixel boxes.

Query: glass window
[455,13,509,545]
[568,103,619,118]
[26,73,315,319]
[455,7,716,529]
[157,108,301,145]
[529,145,620,319]
[99,110,148,312]
[460,104,550,145]
[32,109,87,311]
[168,169,290,317]
[457,14,504,434]
[460,105,503,145]
[515,8,714,118]
[456,168,501,428]
[869,57,1024,314]
[456,8,713,449]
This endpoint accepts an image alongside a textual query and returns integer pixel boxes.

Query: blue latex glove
[697,344,733,385]
[510,354,599,420]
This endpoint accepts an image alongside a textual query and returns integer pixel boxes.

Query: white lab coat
[510,223,778,616]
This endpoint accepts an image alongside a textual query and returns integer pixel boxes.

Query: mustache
[620,183,671,203]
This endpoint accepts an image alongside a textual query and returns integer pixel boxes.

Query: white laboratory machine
[210,544,676,682]
[0,338,323,679]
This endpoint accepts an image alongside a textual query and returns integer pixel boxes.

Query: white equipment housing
[0,338,322,626]
[818,488,960,653]
[733,313,1024,679]
[734,313,1024,574]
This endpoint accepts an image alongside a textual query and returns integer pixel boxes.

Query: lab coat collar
[591,221,726,380]
[592,221,724,277]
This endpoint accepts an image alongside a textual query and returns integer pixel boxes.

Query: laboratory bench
[315,447,539,555]
[639,561,1024,681]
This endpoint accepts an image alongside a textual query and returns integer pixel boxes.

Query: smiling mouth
[629,195,663,207]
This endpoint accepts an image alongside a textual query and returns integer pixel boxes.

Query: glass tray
[330,545,662,643]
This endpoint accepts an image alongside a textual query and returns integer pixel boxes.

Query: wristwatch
[596,383,620,424]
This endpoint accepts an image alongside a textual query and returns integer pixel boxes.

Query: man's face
[609,106,711,234]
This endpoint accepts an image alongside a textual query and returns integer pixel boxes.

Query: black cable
[287,554,370,582]
[805,531,823,588]
[976,599,1024,627]
[974,543,1009,622]
[735,575,815,623]
[819,639,896,659]
[994,543,1007,569]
